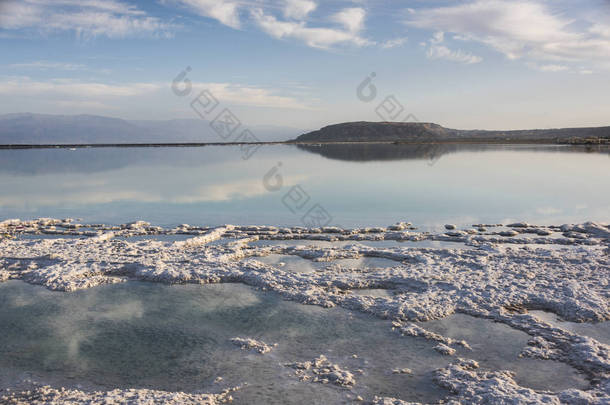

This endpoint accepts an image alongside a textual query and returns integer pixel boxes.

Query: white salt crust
[0,218,608,404]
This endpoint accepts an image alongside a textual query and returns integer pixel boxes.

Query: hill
[295,122,610,144]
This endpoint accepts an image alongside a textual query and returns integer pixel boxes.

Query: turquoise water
[0,144,608,229]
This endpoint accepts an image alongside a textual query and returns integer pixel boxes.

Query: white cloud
[0,0,172,38]
[0,77,309,109]
[0,1,43,29]
[381,37,408,49]
[0,78,160,97]
[171,0,241,29]
[30,0,146,16]
[407,0,610,69]
[284,0,317,20]
[169,1,372,49]
[0,0,374,50]
[427,44,482,64]
[424,31,482,64]
[534,64,569,72]
[331,7,365,33]
[251,7,372,49]
[7,61,89,71]
[6,60,112,75]
[590,24,610,38]
[192,82,310,109]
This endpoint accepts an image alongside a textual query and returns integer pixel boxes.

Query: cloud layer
[0,76,309,112]
[1,0,609,68]
[251,6,371,49]
[424,31,482,64]
[0,0,376,49]
[407,0,610,70]
[0,0,172,38]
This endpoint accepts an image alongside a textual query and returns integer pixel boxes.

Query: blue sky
[0,0,609,130]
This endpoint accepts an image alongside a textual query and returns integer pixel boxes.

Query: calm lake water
[0,144,608,229]
[0,144,605,401]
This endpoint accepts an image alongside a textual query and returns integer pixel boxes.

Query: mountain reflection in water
[297,143,609,163]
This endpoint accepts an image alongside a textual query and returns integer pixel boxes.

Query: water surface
[0,281,589,403]
[0,144,608,229]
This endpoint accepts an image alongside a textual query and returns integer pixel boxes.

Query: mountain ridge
[0,113,303,144]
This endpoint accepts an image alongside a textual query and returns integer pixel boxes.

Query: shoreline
[1,139,609,150]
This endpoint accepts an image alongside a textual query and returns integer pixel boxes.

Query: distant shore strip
[1,138,608,150]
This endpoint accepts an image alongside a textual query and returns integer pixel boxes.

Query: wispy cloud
[8,61,88,71]
[169,0,241,29]
[380,37,408,49]
[0,78,160,97]
[192,82,311,109]
[251,6,373,49]
[426,44,483,64]
[424,32,482,64]
[0,0,173,38]
[166,0,373,49]
[284,0,317,20]
[0,77,310,109]
[407,0,610,70]
[0,0,376,50]
[528,63,569,73]
[331,7,366,34]
[6,61,111,74]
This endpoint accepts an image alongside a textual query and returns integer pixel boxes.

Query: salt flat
[0,218,608,404]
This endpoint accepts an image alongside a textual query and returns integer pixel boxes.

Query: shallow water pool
[0,281,591,403]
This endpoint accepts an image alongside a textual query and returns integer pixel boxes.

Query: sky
[0,0,610,130]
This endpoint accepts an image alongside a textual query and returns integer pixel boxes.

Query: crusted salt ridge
[284,355,356,387]
[0,218,609,403]
[1,219,607,247]
[434,358,610,405]
[372,396,428,405]
[375,357,610,405]
[173,226,235,248]
[433,343,457,356]
[0,384,240,405]
[392,322,471,350]
[230,337,276,354]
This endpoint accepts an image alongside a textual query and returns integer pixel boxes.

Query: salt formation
[284,355,356,387]
[0,384,240,405]
[230,337,276,354]
[392,368,412,374]
[0,218,609,404]
[392,322,471,350]
[433,343,457,356]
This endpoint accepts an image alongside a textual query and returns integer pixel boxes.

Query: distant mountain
[0,113,302,144]
[295,122,610,143]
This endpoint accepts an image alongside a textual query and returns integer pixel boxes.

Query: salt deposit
[0,384,240,405]
[0,218,608,403]
[230,338,276,354]
[284,355,356,387]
